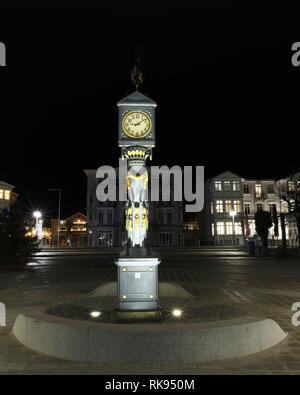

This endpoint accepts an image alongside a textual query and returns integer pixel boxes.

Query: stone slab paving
[0,252,300,374]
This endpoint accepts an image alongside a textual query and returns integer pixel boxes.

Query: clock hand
[133,118,147,126]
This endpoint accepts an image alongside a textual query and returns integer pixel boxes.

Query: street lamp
[230,209,237,246]
[33,211,42,243]
[33,211,41,220]
[48,189,61,247]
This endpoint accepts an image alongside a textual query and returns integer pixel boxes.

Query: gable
[211,170,241,180]
[0,181,15,189]
[66,212,86,222]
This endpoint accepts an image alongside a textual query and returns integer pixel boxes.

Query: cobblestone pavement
[1,251,300,374]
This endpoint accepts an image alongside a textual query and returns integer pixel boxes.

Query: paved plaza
[1,248,300,374]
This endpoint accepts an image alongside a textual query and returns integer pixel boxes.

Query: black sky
[0,4,299,219]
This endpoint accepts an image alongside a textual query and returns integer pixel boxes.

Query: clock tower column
[113,68,161,320]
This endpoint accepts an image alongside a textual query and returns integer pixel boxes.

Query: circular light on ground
[172,309,182,318]
[90,311,101,318]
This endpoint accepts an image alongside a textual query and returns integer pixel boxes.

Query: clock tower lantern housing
[117,90,157,161]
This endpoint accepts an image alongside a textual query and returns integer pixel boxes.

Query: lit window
[226,222,233,235]
[290,199,296,212]
[216,200,223,213]
[233,181,240,192]
[73,220,86,225]
[4,190,10,200]
[210,202,214,214]
[225,200,232,213]
[214,181,222,191]
[234,222,242,235]
[211,223,215,236]
[99,230,113,247]
[224,181,231,191]
[216,222,225,235]
[255,184,262,198]
[0,189,3,199]
[288,181,295,191]
[249,219,256,235]
[233,200,241,212]
[243,184,250,194]
[244,203,251,215]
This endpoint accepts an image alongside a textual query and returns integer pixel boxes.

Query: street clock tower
[113,64,161,321]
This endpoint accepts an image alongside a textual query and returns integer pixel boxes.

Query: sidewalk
[35,246,250,258]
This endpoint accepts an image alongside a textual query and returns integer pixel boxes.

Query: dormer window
[214,181,222,191]
[232,181,240,191]
[4,190,10,200]
[0,189,10,200]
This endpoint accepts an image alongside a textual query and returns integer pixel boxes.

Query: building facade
[84,168,184,247]
[241,176,286,242]
[85,167,298,248]
[204,171,290,246]
[0,181,17,211]
[204,171,244,246]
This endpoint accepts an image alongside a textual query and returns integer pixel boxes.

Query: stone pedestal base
[13,313,288,363]
[111,308,162,323]
[115,257,160,311]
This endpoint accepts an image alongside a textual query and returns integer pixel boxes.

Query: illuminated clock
[118,90,156,148]
[122,110,152,138]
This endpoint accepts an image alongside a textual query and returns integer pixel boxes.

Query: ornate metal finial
[131,58,143,90]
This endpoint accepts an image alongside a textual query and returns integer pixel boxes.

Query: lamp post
[33,211,42,244]
[230,209,237,246]
[48,189,61,247]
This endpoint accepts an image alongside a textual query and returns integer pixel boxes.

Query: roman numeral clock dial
[122,111,151,138]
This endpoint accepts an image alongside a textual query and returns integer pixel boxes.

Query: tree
[255,210,273,252]
[0,201,39,259]
[278,171,300,248]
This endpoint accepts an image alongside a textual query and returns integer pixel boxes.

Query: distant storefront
[51,212,87,247]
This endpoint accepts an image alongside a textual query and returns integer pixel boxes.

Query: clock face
[122,111,151,138]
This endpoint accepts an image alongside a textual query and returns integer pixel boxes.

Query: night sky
[0,4,299,220]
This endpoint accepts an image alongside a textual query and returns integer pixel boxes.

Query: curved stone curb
[88,281,195,299]
[12,313,287,363]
